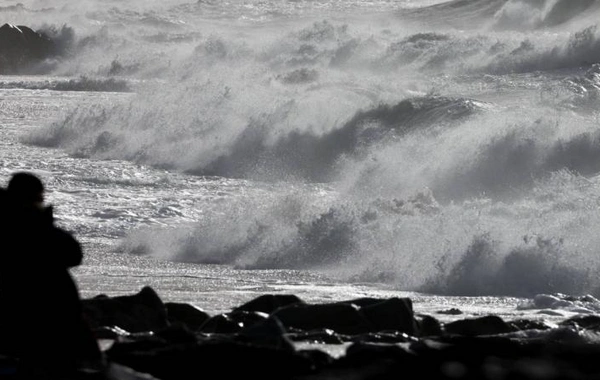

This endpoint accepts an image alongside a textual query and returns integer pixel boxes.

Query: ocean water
[2,0,600,326]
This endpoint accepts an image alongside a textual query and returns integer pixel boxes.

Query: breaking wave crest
[424,234,593,297]
[409,0,600,30]
[117,170,600,298]
[14,0,600,300]
[382,25,600,75]
[26,95,482,183]
[492,0,600,30]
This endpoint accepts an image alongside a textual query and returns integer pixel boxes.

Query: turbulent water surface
[2,0,600,323]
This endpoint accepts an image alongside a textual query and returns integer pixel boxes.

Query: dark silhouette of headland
[0,23,71,74]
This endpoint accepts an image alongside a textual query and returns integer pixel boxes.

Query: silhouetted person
[0,172,103,378]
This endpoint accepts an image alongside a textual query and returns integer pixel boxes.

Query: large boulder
[0,24,56,73]
[199,310,269,334]
[272,303,375,335]
[237,316,295,351]
[82,286,168,333]
[165,302,210,332]
[234,294,304,314]
[358,297,417,335]
[444,315,515,337]
[270,297,418,336]
[560,315,600,330]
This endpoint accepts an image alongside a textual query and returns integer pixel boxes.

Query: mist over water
[13,0,600,298]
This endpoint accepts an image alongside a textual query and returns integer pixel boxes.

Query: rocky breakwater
[81,287,600,380]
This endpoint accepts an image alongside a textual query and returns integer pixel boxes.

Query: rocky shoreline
[51,286,600,380]
[0,23,67,74]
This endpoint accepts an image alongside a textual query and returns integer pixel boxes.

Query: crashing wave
[26,95,483,183]
[422,234,591,297]
[382,25,600,75]
[484,25,600,74]
[405,0,600,31]
[518,293,600,315]
[403,0,508,28]
[493,0,600,30]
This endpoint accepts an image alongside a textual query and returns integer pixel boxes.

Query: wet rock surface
[72,286,600,379]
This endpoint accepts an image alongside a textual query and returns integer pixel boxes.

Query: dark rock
[153,324,198,345]
[416,314,444,337]
[288,329,345,344]
[438,308,463,315]
[560,315,600,330]
[0,24,56,74]
[351,331,417,344]
[444,315,516,337]
[297,349,334,370]
[272,302,375,335]
[336,297,388,308]
[200,310,272,334]
[106,362,162,380]
[228,310,271,329]
[82,286,168,333]
[165,302,210,331]
[509,319,554,331]
[410,335,600,380]
[360,297,417,335]
[234,294,304,314]
[108,340,317,380]
[84,289,600,380]
[93,325,130,340]
[237,316,294,351]
[199,314,242,334]
[320,341,412,378]
[344,341,414,364]
[410,336,528,379]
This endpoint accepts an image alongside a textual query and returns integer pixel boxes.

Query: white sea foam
[3,0,600,308]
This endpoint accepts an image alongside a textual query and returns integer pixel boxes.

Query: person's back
[0,173,79,309]
[0,172,103,377]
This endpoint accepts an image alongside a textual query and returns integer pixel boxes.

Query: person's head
[7,172,45,208]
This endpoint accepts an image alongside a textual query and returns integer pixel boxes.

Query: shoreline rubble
[68,286,600,380]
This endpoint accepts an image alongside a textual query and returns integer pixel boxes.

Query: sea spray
[17,0,600,300]
[115,169,600,297]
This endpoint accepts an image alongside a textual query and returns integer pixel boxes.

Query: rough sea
[2,0,600,326]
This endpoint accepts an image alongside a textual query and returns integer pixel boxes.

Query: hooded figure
[0,172,103,377]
